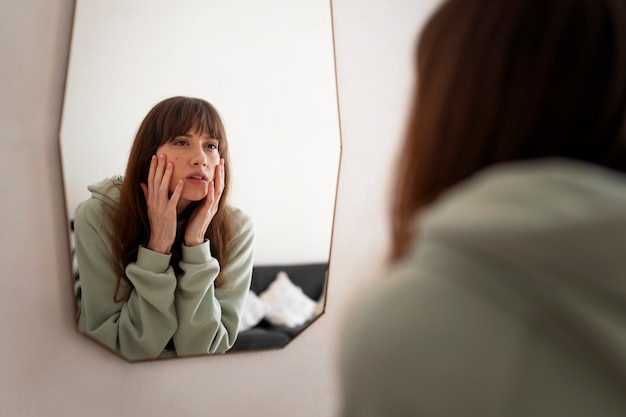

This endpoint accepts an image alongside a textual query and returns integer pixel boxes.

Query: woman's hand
[140,154,184,254]
[184,158,225,247]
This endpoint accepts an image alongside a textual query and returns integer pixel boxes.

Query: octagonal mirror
[60,0,341,362]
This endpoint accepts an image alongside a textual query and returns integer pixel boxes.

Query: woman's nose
[191,146,207,166]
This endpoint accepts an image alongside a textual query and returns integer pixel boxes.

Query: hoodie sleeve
[75,197,178,361]
[172,208,255,355]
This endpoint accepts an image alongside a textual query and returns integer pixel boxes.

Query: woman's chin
[182,192,208,203]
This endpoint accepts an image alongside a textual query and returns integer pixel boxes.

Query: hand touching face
[140,129,226,253]
[140,153,184,254]
[184,158,225,247]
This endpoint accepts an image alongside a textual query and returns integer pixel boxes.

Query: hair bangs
[158,98,225,147]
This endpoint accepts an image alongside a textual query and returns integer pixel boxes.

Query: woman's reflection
[73,96,255,361]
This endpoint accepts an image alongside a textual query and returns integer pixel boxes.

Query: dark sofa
[228,262,328,352]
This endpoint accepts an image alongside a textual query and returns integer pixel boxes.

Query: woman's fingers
[219,158,225,193]
[143,154,180,254]
[183,161,224,247]
[160,161,174,197]
[169,179,184,207]
[202,162,222,212]
[153,154,167,193]
[146,154,175,202]
[213,159,225,201]
[204,159,225,213]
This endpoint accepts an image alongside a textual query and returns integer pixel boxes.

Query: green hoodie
[74,176,255,361]
[341,159,626,416]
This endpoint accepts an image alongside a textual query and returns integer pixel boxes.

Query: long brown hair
[391,0,626,260]
[108,96,235,299]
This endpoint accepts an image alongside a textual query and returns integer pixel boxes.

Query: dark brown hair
[108,96,235,299]
[391,0,626,259]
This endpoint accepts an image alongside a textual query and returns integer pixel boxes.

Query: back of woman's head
[392,0,626,259]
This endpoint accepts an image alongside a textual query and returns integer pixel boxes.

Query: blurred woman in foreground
[341,0,626,415]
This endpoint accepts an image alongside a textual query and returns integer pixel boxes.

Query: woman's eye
[173,139,188,146]
[205,143,218,150]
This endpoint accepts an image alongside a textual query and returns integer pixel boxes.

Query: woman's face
[155,125,221,211]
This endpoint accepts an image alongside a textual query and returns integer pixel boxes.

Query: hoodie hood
[412,158,626,377]
[418,158,626,290]
[87,175,123,210]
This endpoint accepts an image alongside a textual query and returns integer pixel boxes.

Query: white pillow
[239,290,269,332]
[259,271,317,327]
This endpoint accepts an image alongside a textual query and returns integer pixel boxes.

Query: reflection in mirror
[60,0,341,361]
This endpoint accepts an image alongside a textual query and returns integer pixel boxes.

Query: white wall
[61,0,340,265]
[0,0,440,416]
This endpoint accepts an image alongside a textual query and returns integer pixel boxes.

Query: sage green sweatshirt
[74,176,254,361]
[341,159,626,416]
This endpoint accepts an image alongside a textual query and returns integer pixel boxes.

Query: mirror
[60,0,341,361]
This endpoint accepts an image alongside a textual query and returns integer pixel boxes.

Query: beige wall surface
[0,0,439,416]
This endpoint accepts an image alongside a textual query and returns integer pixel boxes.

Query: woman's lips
[186,172,208,185]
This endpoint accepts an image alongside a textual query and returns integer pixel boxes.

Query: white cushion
[239,290,269,331]
[259,271,317,327]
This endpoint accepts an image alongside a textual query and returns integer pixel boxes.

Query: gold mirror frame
[59,0,342,361]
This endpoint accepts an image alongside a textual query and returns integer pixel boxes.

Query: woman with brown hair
[341,0,626,414]
[74,96,254,361]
